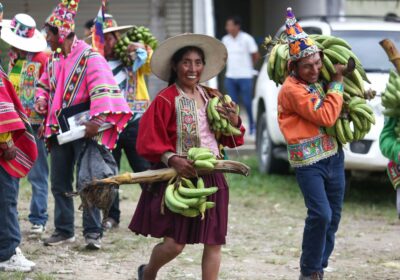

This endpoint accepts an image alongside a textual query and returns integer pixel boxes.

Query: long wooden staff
[88,160,250,188]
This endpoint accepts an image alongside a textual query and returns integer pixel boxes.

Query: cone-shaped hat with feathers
[286,7,319,61]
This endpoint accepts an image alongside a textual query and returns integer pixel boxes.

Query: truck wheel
[256,112,289,174]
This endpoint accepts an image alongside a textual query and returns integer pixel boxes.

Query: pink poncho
[36,39,132,149]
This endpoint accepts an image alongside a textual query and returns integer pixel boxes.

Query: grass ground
[1,155,400,279]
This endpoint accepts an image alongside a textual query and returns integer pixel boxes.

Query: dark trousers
[50,138,102,237]
[28,125,49,226]
[109,119,150,223]
[224,77,255,130]
[295,149,345,276]
[0,166,20,261]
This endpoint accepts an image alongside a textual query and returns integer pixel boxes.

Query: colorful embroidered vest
[9,58,43,125]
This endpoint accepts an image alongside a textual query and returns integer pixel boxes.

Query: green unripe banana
[194,160,215,170]
[165,184,189,210]
[177,185,218,198]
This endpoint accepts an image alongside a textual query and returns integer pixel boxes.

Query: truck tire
[256,112,289,174]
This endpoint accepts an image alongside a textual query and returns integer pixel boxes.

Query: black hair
[84,18,95,30]
[168,46,206,86]
[226,15,242,27]
[66,32,75,39]
[44,23,59,35]
[288,51,324,74]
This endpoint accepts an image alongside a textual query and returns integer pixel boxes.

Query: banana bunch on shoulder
[164,177,217,219]
[264,34,370,100]
[188,147,217,170]
[267,43,289,86]
[207,95,242,136]
[382,70,400,114]
[263,34,375,143]
[381,70,400,141]
[113,26,158,67]
[327,97,375,144]
[309,34,371,101]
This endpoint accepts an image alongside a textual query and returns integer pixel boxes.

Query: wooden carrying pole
[380,39,400,73]
[88,160,250,187]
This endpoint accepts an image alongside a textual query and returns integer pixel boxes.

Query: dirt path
[10,179,400,280]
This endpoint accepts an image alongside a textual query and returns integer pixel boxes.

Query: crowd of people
[0,1,397,280]
[0,0,246,278]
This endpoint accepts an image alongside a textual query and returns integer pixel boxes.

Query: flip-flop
[137,264,146,280]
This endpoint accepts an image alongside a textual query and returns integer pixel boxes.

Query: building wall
[1,0,192,38]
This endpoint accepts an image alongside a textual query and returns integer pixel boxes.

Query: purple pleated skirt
[128,172,229,245]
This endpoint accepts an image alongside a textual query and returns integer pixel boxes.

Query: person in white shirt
[222,16,260,135]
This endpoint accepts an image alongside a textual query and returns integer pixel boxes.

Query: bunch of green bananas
[164,177,217,219]
[267,42,289,86]
[113,26,158,67]
[381,70,400,141]
[264,34,370,98]
[382,70,400,116]
[326,97,376,144]
[207,95,241,136]
[188,147,217,170]
[309,34,371,101]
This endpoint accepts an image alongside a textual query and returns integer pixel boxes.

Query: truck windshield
[332,30,400,73]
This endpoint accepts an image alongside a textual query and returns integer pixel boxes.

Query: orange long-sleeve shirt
[278,75,343,167]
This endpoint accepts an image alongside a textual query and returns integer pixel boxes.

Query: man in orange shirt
[278,8,346,280]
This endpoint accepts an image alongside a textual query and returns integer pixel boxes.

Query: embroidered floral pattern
[175,94,200,156]
[387,160,400,189]
[288,134,338,167]
[19,61,42,125]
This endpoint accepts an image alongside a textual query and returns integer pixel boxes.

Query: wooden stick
[89,160,250,187]
[380,39,400,73]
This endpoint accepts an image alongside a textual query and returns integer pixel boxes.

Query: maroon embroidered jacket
[136,84,245,163]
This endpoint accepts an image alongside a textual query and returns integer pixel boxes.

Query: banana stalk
[380,39,400,74]
[83,160,249,189]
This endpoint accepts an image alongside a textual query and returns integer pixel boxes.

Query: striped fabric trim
[0,102,15,113]
[108,60,128,94]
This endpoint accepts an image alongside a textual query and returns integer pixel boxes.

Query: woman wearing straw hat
[1,13,49,236]
[129,33,245,280]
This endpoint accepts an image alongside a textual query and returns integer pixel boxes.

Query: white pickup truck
[252,17,400,174]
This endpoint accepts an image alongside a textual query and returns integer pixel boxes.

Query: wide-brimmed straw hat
[1,13,46,52]
[102,14,133,34]
[150,33,227,83]
[87,14,132,40]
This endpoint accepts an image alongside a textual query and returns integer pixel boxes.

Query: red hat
[46,0,79,42]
